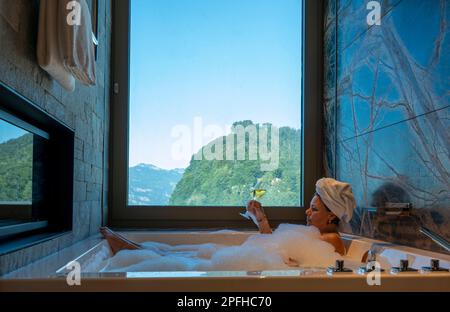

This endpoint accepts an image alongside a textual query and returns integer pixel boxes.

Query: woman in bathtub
[101,178,356,257]
[239,177,355,255]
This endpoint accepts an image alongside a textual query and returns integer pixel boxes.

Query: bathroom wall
[0,0,111,274]
[324,0,450,253]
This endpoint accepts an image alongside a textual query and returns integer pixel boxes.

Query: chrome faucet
[363,243,392,262]
[358,243,390,273]
[402,206,450,253]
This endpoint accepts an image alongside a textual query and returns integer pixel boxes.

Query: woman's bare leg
[242,200,272,234]
[100,227,142,255]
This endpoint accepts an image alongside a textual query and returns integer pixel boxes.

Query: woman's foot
[100,227,142,255]
[241,200,272,234]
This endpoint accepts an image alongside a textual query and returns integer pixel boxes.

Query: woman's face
[306,195,336,231]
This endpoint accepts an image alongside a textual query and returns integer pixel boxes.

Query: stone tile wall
[0,0,112,275]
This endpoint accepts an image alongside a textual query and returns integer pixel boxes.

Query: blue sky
[129,0,302,169]
[0,119,27,144]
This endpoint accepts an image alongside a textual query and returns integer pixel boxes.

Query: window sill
[0,230,70,257]
[0,221,49,237]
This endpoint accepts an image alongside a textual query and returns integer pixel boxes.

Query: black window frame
[109,0,324,229]
[0,82,74,254]
[0,109,48,235]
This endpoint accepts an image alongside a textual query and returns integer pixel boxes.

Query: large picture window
[110,0,324,227]
[128,0,302,207]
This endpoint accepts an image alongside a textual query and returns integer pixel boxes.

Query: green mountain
[0,134,33,202]
[128,164,184,205]
[169,121,301,206]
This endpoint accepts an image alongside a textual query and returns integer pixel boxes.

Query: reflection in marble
[324,0,450,253]
[337,110,450,240]
[337,109,450,252]
[339,108,449,209]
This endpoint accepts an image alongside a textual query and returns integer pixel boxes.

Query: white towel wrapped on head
[315,178,356,223]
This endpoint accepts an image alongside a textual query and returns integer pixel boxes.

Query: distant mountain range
[129,121,300,207]
[128,164,184,205]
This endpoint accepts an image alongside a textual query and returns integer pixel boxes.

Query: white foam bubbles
[101,224,341,272]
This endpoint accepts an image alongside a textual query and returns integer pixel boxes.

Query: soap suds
[101,224,341,272]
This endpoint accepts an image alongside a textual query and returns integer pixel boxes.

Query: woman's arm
[243,200,272,234]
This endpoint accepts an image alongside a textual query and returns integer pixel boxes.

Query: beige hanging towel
[37,0,76,92]
[58,0,96,86]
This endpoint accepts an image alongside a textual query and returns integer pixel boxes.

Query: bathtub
[1,230,450,291]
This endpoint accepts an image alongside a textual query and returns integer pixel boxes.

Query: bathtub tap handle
[421,259,450,272]
[391,259,418,274]
[400,259,409,271]
[336,260,344,271]
[431,259,439,271]
[327,260,352,275]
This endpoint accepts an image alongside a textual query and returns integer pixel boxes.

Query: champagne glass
[251,180,267,200]
[240,180,267,219]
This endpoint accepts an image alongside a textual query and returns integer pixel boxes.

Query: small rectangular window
[0,82,74,249]
[0,112,50,237]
